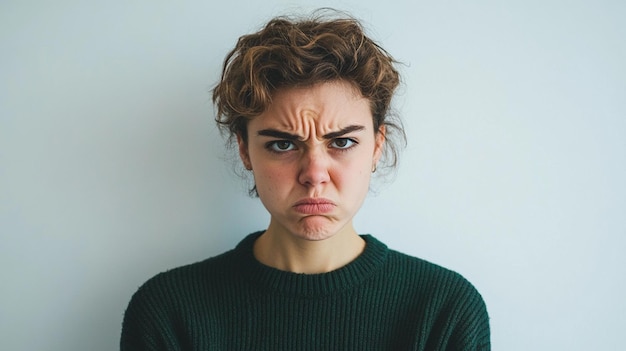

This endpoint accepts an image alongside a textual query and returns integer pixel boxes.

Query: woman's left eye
[330,138,356,149]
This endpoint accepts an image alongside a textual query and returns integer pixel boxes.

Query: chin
[294,226,333,241]
[291,217,345,241]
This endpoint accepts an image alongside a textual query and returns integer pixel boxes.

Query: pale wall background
[1,1,625,350]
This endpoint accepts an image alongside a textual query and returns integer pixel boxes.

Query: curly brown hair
[213,11,405,170]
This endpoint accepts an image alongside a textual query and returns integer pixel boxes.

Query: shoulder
[120,231,266,349]
[389,248,472,282]
[363,235,478,293]
[381,247,490,349]
[130,248,239,304]
[361,234,488,313]
[121,248,243,348]
[125,232,259,311]
[385,248,486,303]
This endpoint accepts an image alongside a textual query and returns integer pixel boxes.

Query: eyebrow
[257,125,365,140]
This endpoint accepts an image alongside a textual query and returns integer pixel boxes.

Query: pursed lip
[293,198,336,215]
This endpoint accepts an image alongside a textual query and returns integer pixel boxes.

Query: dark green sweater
[121,232,490,350]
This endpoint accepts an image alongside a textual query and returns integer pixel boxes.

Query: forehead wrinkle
[257,80,370,140]
[272,104,342,142]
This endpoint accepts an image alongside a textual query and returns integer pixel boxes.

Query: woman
[121,11,490,351]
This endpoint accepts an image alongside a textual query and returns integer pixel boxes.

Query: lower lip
[294,203,335,215]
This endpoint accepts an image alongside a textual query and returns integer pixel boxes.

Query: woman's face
[238,80,385,242]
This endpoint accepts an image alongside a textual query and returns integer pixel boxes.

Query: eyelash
[265,138,358,153]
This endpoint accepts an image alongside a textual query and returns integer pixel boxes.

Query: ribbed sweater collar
[235,231,389,297]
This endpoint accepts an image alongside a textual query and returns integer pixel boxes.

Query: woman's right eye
[267,140,296,152]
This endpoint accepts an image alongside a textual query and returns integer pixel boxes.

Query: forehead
[249,81,373,133]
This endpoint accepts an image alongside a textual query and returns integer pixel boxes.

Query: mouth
[293,198,336,215]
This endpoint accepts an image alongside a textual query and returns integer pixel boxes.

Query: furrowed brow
[257,125,365,140]
[322,125,365,139]
[257,129,303,141]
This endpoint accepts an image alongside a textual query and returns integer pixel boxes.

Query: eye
[330,138,356,149]
[267,140,296,152]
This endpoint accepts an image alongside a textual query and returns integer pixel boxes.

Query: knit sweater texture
[121,232,490,350]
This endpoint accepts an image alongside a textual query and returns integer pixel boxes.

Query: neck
[253,222,365,274]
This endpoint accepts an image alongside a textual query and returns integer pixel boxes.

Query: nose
[298,149,331,187]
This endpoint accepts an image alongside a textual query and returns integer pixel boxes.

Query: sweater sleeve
[120,276,182,351]
[447,278,491,351]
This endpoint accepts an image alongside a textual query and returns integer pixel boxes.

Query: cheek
[253,165,296,213]
[331,157,371,188]
[338,148,375,174]
[254,163,293,192]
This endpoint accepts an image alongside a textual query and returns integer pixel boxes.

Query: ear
[373,125,386,165]
[237,134,252,170]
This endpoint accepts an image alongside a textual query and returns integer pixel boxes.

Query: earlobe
[237,134,252,171]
